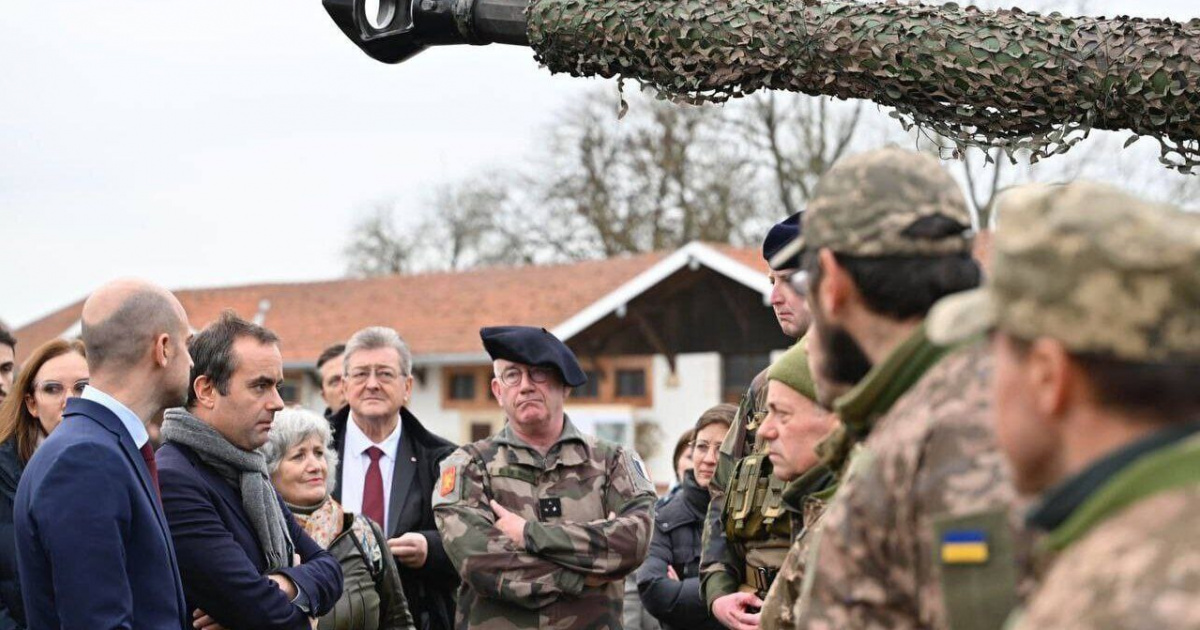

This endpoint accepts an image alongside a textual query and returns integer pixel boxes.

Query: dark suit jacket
[158,441,343,630]
[14,398,188,630]
[330,407,458,630]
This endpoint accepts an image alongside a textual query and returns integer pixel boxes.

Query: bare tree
[343,202,415,277]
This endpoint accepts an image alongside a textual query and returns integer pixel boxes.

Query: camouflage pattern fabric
[527,0,1200,172]
[699,368,793,605]
[796,339,1028,630]
[929,181,1200,362]
[1012,434,1200,630]
[758,466,835,630]
[433,417,656,630]
[793,147,973,259]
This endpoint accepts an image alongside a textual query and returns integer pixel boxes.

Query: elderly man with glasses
[433,326,657,630]
[328,326,460,630]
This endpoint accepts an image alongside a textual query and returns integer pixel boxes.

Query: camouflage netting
[527,0,1200,172]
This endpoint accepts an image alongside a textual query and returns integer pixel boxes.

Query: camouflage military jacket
[433,417,656,630]
[700,368,794,605]
[1011,427,1200,630]
[758,465,836,630]
[798,329,1025,630]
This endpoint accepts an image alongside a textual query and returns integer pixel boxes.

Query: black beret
[762,211,804,270]
[480,326,588,387]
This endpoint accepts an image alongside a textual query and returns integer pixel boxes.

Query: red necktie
[362,446,386,528]
[140,442,161,499]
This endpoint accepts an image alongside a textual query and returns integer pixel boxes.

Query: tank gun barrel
[324,0,1200,170]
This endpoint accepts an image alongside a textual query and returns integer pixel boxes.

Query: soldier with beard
[778,147,1027,630]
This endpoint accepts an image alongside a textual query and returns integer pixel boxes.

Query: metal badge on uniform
[538,497,563,519]
[940,529,989,564]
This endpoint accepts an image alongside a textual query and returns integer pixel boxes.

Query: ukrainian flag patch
[940,529,989,564]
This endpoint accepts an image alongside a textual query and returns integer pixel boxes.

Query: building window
[594,421,629,445]
[470,422,493,442]
[279,382,299,405]
[615,369,646,398]
[722,353,770,403]
[449,373,476,401]
[573,370,602,399]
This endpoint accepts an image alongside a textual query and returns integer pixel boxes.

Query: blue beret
[762,212,804,270]
[480,326,588,388]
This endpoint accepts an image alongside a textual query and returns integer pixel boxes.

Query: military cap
[767,337,818,402]
[770,147,973,268]
[480,326,588,387]
[928,182,1200,362]
[762,212,803,270]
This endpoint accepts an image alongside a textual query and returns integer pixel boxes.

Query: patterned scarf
[288,495,345,549]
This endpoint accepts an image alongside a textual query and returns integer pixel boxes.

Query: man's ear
[154,333,172,368]
[193,374,218,410]
[1026,338,1073,422]
[490,378,503,407]
[817,248,854,323]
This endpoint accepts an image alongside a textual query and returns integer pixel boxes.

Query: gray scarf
[162,408,295,572]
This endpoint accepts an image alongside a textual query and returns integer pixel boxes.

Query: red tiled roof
[15,245,767,365]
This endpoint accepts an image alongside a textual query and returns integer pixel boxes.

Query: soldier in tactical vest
[699,213,811,630]
[433,326,656,630]
[928,182,1200,629]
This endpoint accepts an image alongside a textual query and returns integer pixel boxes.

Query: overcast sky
[2,0,1195,328]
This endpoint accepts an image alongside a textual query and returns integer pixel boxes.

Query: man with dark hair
[700,212,813,630]
[15,279,193,629]
[928,182,1200,628]
[0,323,15,406]
[316,342,347,419]
[780,147,1024,630]
[157,310,342,629]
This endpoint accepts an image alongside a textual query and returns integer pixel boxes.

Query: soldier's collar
[493,415,591,462]
[1029,421,1200,550]
[833,322,956,438]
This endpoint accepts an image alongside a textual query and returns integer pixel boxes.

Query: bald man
[15,279,194,630]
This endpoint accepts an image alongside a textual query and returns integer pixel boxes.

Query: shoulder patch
[433,452,468,506]
[933,508,1020,630]
[625,450,655,494]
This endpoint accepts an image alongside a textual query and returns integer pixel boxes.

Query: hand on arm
[433,452,586,608]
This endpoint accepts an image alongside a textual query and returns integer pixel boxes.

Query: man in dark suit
[329,326,458,630]
[15,279,193,629]
[158,311,342,630]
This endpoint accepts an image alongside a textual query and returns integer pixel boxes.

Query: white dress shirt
[340,412,402,529]
[81,385,150,448]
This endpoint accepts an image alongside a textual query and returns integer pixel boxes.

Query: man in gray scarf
[157,310,343,630]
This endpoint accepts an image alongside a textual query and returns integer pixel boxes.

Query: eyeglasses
[691,440,719,458]
[346,366,402,384]
[33,380,89,399]
[496,366,554,388]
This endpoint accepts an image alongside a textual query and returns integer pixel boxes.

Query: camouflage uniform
[787,148,1027,630]
[433,417,656,630]
[926,182,1200,630]
[757,465,835,630]
[699,369,794,606]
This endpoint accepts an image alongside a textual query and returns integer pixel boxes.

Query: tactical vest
[723,378,792,543]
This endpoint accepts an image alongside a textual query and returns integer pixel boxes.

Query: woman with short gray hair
[263,407,415,630]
